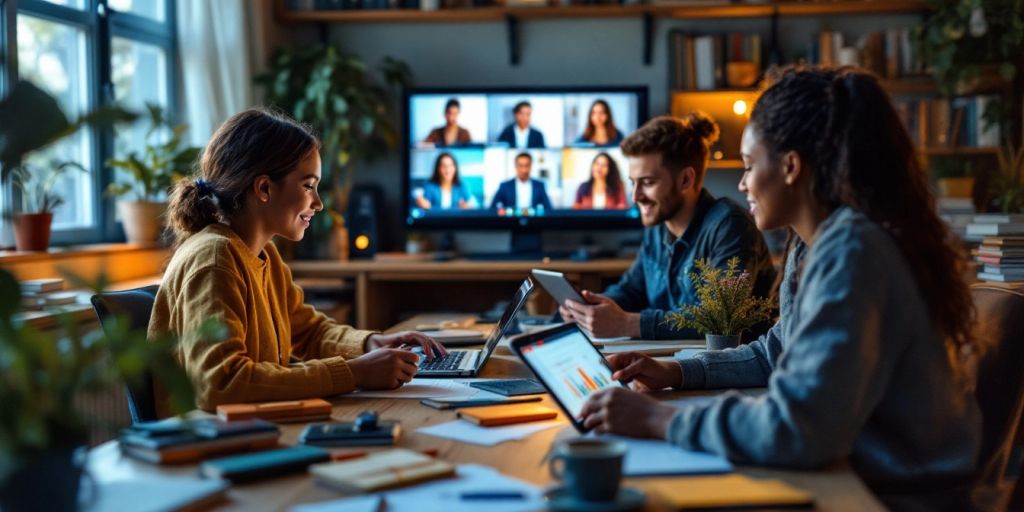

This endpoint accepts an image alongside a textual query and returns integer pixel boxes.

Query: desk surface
[88,343,884,511]
[288,257,634,277]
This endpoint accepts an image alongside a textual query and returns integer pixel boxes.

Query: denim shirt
[668,207,981,505]
[603,189,775,340]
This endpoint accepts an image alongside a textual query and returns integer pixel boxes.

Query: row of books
[19,278,78,310]
[894,96,1001,149]
[669,31,764,91]
[812,28,924,80]
[968,214,1024,284]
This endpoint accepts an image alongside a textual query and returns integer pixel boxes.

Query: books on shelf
[893,96,1001,149]
[310,448,456,493]
[670,30,763,91]
[809,28,923,80]
[19,278,64,293]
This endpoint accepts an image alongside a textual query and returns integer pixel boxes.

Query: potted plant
[664,257,776,350]
[931,155,975,199]
[6,160,85,251]
[254,45,412,259]
[106,104,201,244]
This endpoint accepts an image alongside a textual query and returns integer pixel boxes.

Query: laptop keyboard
[419,351,469,372]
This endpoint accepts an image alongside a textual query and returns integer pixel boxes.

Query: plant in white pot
[664,257,776,350]
[7,160,85,251]
[106,104,201,244]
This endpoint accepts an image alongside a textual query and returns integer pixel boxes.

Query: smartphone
[531,269,595,306]
[419,396,542,410]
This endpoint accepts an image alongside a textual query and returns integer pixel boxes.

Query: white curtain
[176,0,274,146]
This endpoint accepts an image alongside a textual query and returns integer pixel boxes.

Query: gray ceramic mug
[548,438,627,502]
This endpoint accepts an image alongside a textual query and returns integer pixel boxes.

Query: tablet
[510,323,624,432]
[531,269,594,306]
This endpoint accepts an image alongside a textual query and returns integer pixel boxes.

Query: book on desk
[118,418,280,464]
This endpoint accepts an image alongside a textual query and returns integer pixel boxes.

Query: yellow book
[645,474,813,509]
[456,403,558,427]
[310,449,455,493]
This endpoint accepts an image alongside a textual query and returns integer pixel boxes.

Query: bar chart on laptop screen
[521,330,617,418]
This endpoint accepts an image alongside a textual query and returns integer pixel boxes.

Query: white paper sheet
[417,419,564,446]
[290,464,544,512]
[347,379,505,400]
[597,435,733,476]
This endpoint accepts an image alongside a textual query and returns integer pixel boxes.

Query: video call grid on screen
[403,87,648,229]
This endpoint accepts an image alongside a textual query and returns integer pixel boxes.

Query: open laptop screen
[480,278,534,361]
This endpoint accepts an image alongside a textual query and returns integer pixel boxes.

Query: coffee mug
[548,439,627,502]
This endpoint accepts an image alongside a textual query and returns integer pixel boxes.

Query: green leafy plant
[664,257,775,337]
[994,142,1024,213]
[931,155,973,180]
[105,104,201,202]
[254,45,412,232]
[8,160,86,214]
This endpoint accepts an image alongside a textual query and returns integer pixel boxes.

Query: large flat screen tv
[403,86,648,233]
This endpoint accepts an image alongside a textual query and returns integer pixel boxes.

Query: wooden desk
[87,357,883,510]
[287,258,633,331]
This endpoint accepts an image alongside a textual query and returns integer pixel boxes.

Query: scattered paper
[82,476,228,512]
[348,379,505,400]
[290,464,544,512]
[598,435,733,476]
[417,419,563,446]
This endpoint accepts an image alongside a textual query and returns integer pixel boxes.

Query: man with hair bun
[560,112,775,341]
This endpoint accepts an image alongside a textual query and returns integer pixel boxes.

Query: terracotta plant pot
[937,177,975,198]
[12,213,53,252]
[118,201,168,244]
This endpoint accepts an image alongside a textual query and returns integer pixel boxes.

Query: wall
[276,11,922,253]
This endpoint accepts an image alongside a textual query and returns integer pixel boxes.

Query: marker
[459,491,527,500]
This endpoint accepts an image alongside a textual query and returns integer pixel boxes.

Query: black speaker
[347,184,383,259]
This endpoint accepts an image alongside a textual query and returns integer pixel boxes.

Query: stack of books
[969,214,1024,285]
[119,418,280,464]
[19,278,78,310]
[937,197,977,241]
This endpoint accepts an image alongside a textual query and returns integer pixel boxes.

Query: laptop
[415,278,534,378]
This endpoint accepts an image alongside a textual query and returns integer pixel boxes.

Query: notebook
[644,474,813,509]
[217,398,332,423]
[457,403,559,426]
[415,279,533,377]
[310,449,456,493]
[199,445,331,482]
[118,418,280,464]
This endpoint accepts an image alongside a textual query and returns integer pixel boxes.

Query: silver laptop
[415,278,534,377]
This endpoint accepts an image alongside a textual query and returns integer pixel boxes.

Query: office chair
[90,285,161,424]
[969,284,1024,511]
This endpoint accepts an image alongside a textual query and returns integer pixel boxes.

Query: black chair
[969,285,1024,511]
[90,285,160,424]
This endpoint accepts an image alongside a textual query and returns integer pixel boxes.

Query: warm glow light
[732,100,748,116]
[354,235,370,250]
[713,151,724,160]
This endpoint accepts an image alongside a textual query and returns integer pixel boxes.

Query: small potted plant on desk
[664,257,775,351]
[106,104,201,244]
[7,160,85,252]
[932,155,975,199]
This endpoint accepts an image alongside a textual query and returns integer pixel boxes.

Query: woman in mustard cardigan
[149,108,446,416]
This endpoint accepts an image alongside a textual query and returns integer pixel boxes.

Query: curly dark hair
[581,99,620,143]
[621,112,720,188]
[750,65,975,366]
[582,152,623,198]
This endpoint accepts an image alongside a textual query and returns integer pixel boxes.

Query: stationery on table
[299,411,401,447]
[199,445,331,483]
[82,476,229,512]
[466,379,546,396]
[602,435,734,476]
[456,403,558,427]
[291,464,544,512]
[643,474,814,509]
[419,396,541,410]
[349,378,504,400]
[118,417,280,464]
[417,419,563,446]
[310,448,456,493]
[217,398,333,423]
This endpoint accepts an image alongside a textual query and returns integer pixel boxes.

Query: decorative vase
[705,334,740,351]
[330,224,350,261]
[937,177,975,199]
[12,212,53,252]
[118,201,168,244]
[0,447,87,512]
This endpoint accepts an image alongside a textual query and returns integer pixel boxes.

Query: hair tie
[194,178,214,197]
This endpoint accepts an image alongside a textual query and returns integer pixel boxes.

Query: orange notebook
[644,474,813,509]
[217,399,332,423]
[457,403,558,426]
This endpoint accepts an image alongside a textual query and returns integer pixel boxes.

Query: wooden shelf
[276,0,928,23]
[921,147,1000,156]
[708,159,744,170]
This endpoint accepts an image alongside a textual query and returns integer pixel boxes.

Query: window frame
[5,0,177,245]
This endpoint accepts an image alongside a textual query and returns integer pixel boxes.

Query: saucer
[544,486,645,512]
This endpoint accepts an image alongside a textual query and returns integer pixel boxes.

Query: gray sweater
[669,207,980,505]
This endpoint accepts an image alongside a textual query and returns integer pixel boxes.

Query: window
[3,0,176,244]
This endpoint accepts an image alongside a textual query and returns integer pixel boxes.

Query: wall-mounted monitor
[403,86,649,233]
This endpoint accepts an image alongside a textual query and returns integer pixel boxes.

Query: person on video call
[415,152,478,210]
[575,99,623,148]
[490,152,553,212]
[573,152,628,210]
[424,98,472,147]
[560,113,775,340]
[496,101,546,149]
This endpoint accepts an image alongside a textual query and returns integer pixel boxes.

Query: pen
[459,491,527,500]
